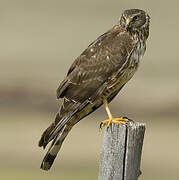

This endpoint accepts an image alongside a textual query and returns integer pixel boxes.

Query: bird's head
[120,9,150,32]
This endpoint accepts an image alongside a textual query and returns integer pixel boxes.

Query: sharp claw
[100,121,106,129]
[122,116,129,119]
[122,117,134,123]
[100,117,130,128]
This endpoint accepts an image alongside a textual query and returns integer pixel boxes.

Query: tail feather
[38,113,63,149]
[38,99,91,170]
[40,125,72,170]
[38,124,55,149]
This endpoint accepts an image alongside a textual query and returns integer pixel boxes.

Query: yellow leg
[100,99,128,127]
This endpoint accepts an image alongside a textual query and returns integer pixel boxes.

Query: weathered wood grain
[98,121,145,180]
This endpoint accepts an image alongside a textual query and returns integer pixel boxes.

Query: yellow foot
[100,117,129,128]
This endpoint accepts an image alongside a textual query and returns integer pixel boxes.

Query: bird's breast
[103,39,146,99]
[127,39,146,76]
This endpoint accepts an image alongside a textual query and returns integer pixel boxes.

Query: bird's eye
[133,15,139,21]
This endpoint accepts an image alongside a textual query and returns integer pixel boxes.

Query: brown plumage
[39,9,150,170]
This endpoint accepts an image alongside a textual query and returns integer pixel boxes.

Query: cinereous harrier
[39,9,150,170]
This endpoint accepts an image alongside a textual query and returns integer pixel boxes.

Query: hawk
[39,9,150,170]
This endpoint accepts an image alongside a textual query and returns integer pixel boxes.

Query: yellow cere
[126,18,130,25]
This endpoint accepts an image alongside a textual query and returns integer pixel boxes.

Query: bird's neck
[130,25,149,43]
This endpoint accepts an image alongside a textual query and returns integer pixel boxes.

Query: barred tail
[38,113,62,149]
[40,124,72,170]
[38,99,91,170]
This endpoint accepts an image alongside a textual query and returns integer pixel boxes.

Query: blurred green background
[1,0,179,179]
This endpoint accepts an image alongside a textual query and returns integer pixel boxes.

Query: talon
[99,123,102,129]
[112,117,129,125]
[122,116,129,120]
[100,117,128,127]
[100,122,105,129]
[100,120,108,128]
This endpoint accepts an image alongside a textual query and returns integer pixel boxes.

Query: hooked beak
[125,18,130,31]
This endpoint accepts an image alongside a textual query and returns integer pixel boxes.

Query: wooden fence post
[98,120,145,180]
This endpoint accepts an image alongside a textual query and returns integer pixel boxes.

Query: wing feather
[56,26,135,102]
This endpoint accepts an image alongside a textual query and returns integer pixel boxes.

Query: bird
[38,9,150,171]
